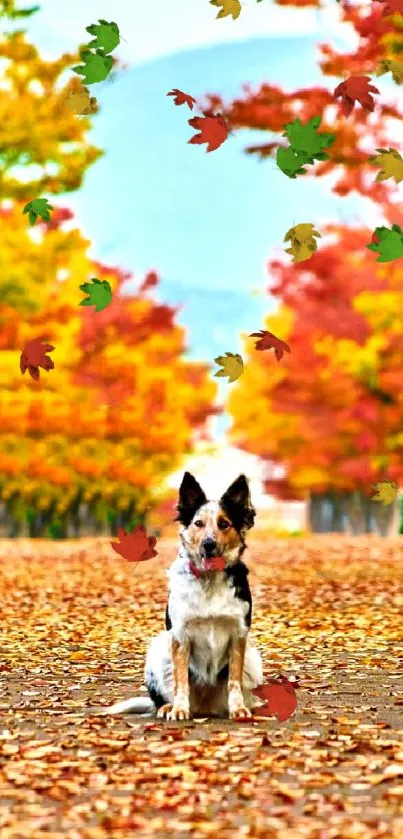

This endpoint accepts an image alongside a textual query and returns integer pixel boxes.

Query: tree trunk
[308,491,399,536]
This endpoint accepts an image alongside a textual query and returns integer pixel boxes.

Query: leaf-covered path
[1,535,402,838]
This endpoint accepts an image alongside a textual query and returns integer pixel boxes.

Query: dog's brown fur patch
[186,504,240,556]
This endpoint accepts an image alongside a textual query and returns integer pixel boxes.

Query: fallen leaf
[252,676,298,722]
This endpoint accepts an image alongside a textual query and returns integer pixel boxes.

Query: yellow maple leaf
[65,86,98,116]
[214,352,244,383]
[210,0,242,20]
[369,148,403,184]
[371,480,398,506]
[284,223,321,263]
[376,59,403,85]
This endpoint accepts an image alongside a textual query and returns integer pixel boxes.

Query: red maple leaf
[188,113,228,153]
[167,88,196,110]
[111,526,158,563]
[203,556,226,571]
[249,330,291,361]
[379,0,403,16]
[333,76,379,116]
[252,676,298,722]
[139,271,159,293]
[20,337,55,381]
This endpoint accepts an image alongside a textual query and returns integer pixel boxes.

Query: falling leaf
[65,85,98,115]
[111,526,158,563]
[209,0,242,20]
[276,146,311,178]
[249,330,291,361]
[366,224,403,262]
[79,278,113,312]
[188,113,228,153]
[283,116,335,160]
[214,352,244,383]
[72,50,113,85]
[167,89,196,110]
[284,223,321,263]
[368,148,403,184]
[376,59,403,84]
[22,197,53,226]
[372,481,398,506]
[252,676,298,722]
[20,338,55,382]
[85,19,120,54]
[333,76,380,116]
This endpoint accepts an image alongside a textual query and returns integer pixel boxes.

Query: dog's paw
[228,703,253,720]
[167,702,191,721]
[156,703,173,719]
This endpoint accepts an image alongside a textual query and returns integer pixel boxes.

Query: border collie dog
[105,472,263,720]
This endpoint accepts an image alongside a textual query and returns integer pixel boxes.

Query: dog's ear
[220,474,256,531]
[175,472,208,527]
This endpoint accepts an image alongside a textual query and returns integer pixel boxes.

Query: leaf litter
[0,534,402,838]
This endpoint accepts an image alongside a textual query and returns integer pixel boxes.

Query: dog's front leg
[167,636,191,721]
[228,635,252,720]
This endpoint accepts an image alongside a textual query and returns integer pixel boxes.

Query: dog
[104,471,263,721]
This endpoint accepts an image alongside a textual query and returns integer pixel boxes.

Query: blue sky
[13,0,400,441]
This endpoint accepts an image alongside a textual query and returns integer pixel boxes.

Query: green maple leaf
[22,197,53,225]
[366,225,403,262]
[72,49,113,85]
[79,277,113,312]
[85,19,120,54]
[276,146,311,178]
[283,116,335,159]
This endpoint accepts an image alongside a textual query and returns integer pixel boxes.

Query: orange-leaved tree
[204,0,403,533]
[0,6,218,537]
[227,225,403,534]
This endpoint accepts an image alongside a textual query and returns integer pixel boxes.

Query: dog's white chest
[167,567,249,684]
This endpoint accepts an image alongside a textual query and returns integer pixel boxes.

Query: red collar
[189,561,202,579]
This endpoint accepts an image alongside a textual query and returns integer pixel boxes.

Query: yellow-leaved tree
[0,5,218,537]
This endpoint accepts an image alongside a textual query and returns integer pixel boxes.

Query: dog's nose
[202,538,217,556]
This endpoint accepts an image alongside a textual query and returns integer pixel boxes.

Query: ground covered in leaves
[0,535,402,839]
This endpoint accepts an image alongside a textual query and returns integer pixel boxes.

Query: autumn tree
[0,5,218,537]
[204,0,403,534]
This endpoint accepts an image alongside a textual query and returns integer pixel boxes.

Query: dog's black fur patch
[145,679,167,709]
[225,560,252,629]
[220,474,256,533]
[175,471,208,527]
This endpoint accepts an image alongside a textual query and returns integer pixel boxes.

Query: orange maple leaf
[188,113,228,152]
[249,330,291,361]
[20,338,55,381]
[111,526,158,563]
[333,76,379,117]
[167,88,196,110]
[252,676,298,722]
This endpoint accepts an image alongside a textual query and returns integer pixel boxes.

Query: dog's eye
[194,520,204,528]
[218,520,229,530]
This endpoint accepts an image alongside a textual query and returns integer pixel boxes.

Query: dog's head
[175,471,256,569]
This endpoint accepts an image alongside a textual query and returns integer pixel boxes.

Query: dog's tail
[102,696,155,715]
